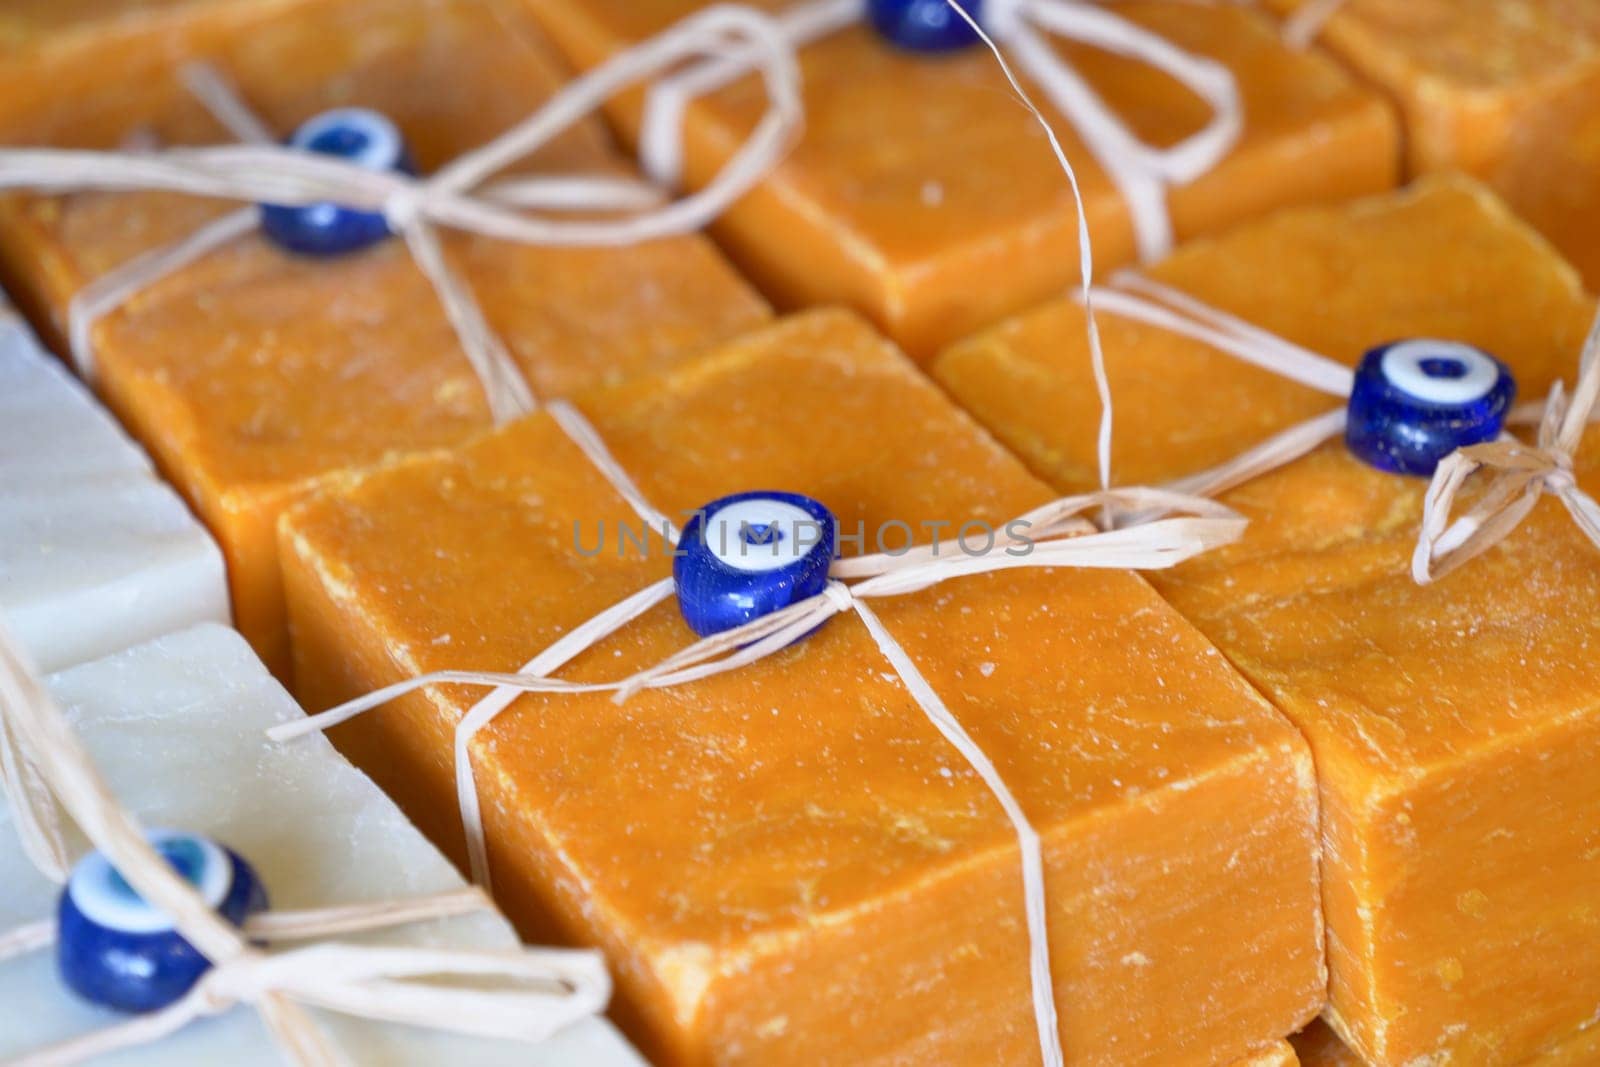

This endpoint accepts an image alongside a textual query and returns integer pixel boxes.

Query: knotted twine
[1079,271,1600,578]
[1414,308,1600,582]
[272,21,1254,1067]
[0,623,610,1066]
[1,3,803,424]
[639,0,1242,263]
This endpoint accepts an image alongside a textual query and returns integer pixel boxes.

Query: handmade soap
[933,179,1600,1066]
[281,308,1323,1066]
[522,0,1397,359]
[0,311,227,672]
[0,623,644,1064]
[0,0,771,678]
[1267,0,1600,290]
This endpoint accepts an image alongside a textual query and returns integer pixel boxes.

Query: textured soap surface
[282,308,1323,1066]
[0,313,227,672]
[523,0,1397,358]
[1266,0,1600,291]
[1232,1041,1299,1067]
[1292,1018,1600,1067]
[0,623,643,1065]
[0,0,770,678]
[933,179,1600,1067]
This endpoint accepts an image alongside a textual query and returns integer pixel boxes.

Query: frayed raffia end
[1414,308,1600,583]
[1282,0,1347,49]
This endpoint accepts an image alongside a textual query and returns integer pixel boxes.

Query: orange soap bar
[522,0,1398,359]
[281,309,1324,1066]
[1267,0,1600,291]
[933,180,1600,1066]
[0,0,769,678]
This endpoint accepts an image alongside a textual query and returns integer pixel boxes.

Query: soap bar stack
[0,309,227,672]
[0,623,645,1064]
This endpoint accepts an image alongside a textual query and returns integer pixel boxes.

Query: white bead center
[1380,340,1499,406]
[69,831,231,935]
[703,498,824,573]
[292,108,404,172]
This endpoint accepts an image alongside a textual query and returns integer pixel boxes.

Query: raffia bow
[642,0,1241,262]
[1413,308,1600,583]
[0,4,801,424]
[0,627,610,1067]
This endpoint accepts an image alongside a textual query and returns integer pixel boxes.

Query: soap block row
[0,309,227,672]
[0,0,772,678]
[522,0,1600,363]
[932,178,1600,1067]
[523,0,1401,359]
[0,622,645,1065]
[4,0,1405,356]
[7,0,1600,345]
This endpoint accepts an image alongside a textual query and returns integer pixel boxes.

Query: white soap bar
[0,314,229,672]
[0,624,645,1065]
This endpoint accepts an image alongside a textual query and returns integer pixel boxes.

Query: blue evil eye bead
[868,0,984,52]
[675,490,837,638]
[1345,339,1516,476]
[58,829,267,1013]
[260,107,415,257]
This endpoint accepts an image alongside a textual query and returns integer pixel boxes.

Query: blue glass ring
[260,107,415,257]
[1345,339,1516,476]
[58,829,268,1013]
[675,490,837,638]
[868,0,984,52]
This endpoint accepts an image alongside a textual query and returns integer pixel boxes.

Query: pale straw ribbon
[14,4,804,424]
[1082,272,1600,574]
[1414,307,1600,583]
[639,0,1242,264]
[0,623,611,1067]
[1280,0,1347,48]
